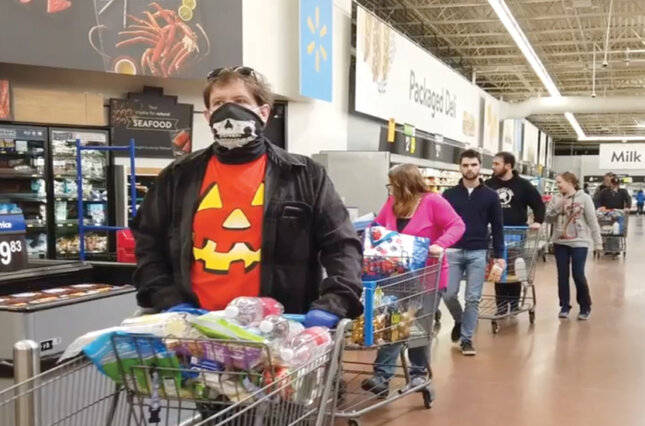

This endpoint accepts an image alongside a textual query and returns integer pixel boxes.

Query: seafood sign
[110,92,193,159]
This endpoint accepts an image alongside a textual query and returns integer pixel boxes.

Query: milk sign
[599,143,645,170]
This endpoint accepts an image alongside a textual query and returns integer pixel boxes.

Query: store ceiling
[356,0,645,144]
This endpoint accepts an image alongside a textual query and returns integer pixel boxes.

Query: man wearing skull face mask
[132,67,363,328]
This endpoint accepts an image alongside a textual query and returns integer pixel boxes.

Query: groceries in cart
[350,263,437,348]
[597,209,626,235]
[60,296,335,406]
[362,226,431,279]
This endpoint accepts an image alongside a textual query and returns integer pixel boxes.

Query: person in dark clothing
[132,67,363,329]
[583,183,590,195]
[442,150,505,356]
[636,190,645,215]
[486,152,545,315]
[598,177,632,211]
[593,172,615,207]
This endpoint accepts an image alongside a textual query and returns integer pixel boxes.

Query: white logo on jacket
[497,187,514,207]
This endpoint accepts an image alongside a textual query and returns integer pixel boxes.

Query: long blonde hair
[388,164,429,218]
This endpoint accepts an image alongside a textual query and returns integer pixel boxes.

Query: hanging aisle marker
[404,124,416,154]
[387,118,396,143]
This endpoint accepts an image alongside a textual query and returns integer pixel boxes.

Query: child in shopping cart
[546,172,603,320]
[361,164,465,397]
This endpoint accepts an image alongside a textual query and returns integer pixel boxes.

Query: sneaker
[451,322,461,342]
[361,376,389,398]
[558,308,570,319]
[577,311,591,321]
[460,340,476,356]
[409,376,428,392]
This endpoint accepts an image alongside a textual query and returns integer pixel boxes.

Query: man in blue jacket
[443,149,505,356]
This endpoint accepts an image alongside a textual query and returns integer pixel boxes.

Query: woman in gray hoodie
[546,172,602,320]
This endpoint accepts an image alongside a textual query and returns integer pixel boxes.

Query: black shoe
[361,376,389,398]
[451,322,461,342]
[460,340,476,356]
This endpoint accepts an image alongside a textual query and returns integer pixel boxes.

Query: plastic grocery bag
[362,226,430,280]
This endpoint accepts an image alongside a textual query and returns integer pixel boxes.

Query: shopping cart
[335,260,442,426]
[479,227,543,334]
[0,320,350,426]
[596,209,628,259]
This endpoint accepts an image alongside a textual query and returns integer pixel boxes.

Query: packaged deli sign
[599,143,645,170]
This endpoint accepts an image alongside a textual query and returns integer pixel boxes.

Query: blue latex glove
[165,303,208,316]
[304,309,340,329]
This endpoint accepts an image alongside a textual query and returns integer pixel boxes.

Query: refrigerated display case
[0,124,49,259]
[127,174,157,227]
[49,128,111,260]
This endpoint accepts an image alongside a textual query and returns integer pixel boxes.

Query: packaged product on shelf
[87,203,106,225]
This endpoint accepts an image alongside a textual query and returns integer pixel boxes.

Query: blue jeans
[373,344,428,380]
[553,244,591,312]
[372,290,438,380]
[442,249,488,342]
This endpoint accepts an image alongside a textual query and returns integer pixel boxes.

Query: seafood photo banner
[0,0,242,79]
[110,89,192,158]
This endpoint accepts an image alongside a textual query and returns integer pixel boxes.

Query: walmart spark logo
[306,7,328,72]
[299,0,332,102]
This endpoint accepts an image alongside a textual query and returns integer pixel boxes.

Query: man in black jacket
[131,67,363,328]
[598,177,632,211]
[486,152,545,315]
[443,150,505,356]
[593,172,615,207]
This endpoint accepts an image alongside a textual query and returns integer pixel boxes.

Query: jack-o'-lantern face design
[192,181,264,274]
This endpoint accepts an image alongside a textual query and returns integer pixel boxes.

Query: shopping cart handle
[503,226,529,230]
[283,314,306,323]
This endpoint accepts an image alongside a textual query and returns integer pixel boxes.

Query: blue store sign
[299,0,333,102]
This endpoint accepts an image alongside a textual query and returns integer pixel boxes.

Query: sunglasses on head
[207,66,257,81]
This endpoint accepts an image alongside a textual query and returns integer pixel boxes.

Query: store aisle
[358,217,645,426]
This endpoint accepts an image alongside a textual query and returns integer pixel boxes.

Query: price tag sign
[0,214,28,273]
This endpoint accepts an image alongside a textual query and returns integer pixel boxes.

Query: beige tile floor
[351,217,645,426]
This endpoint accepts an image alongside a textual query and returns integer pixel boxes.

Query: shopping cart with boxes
[596,209,628,259]
[479,226,544,334]
[0,320,350,426]
[335,259,442,426]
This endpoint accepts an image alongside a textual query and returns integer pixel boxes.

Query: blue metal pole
[76,139,85,261]
[129,139,137,218]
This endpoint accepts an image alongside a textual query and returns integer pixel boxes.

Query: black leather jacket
[131,141,364,319]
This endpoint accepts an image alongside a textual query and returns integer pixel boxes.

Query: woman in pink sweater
[362,164,465,398]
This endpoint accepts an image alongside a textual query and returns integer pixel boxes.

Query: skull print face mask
[209,103,264,150]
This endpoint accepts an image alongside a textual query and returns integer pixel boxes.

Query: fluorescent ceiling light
[487,0,560,97]
[487,0,633,142]
[579,135,645,142]
[564,112,585,139]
